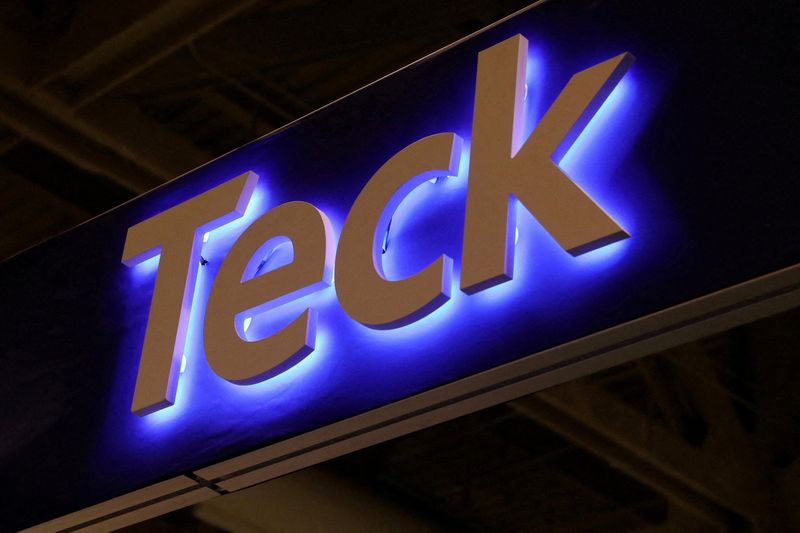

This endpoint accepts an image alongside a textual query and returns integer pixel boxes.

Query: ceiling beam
[187,43,299,124]
[193,465,446,532]
[42,0,262,107]
[510,380,756,529]
[667,341,798,532]
[0,19,214,193]
[665,345,768,496]
[197,0,504,72]
[0,84,162,193]
[198,89,275,135]
[635,358,696,437]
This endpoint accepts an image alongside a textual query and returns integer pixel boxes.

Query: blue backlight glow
[138,45,638,417]
[130,253,160,279]
[107,31,664,478]
[559,74,636,172]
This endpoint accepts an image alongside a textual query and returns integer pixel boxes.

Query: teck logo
[122,35,634,416]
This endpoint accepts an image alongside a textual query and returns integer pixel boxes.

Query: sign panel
[2,0,798,529]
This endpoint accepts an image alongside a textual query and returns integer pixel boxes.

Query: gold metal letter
[121,172,257,414]
[461,35,633,293]
[336,133,462,328]
[204,201,333,383]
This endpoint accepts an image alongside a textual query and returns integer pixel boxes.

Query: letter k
[461,34,634,294]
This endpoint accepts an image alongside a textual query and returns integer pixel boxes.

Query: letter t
[121,172,257,415]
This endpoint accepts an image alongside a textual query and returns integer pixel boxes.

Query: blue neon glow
[559,74,636,172]
[524,45,548,134]
[106,32,665,476]
[130,253,160,279]
[558,73,640,245]
[253,241,294,278]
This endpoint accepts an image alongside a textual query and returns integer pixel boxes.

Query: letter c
[204,201,333,384]
[336,133,462,329]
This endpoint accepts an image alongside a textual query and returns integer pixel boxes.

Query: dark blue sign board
[2,1,799,530]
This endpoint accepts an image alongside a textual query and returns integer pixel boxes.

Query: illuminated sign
[7,2,797,529]
[123,35,633,416]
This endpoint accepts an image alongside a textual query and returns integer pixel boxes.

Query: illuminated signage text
[122,35,634,415]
